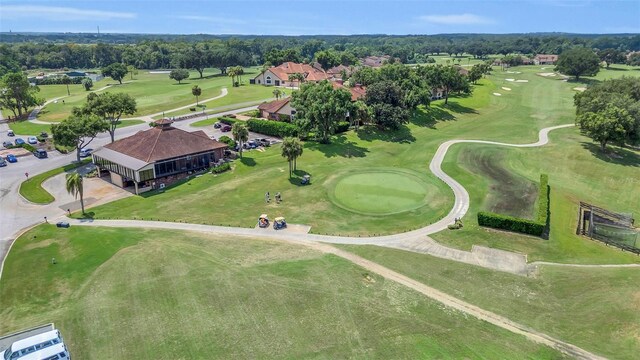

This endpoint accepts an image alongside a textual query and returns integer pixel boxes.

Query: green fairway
[87,65,640,261]
[328,168,436,215]
[0,226,563,359]
[35,67,264,122]
[339,244,640,360]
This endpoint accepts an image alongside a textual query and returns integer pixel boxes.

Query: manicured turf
[338,244,640,360]
[88,65,640,261]
[19,159,91,204]
[8,119,145,135]
[36,68,265,122]
[328,168,435,215]
[0,226,563,359]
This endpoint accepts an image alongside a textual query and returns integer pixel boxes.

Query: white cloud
[419,13,494,25]
[0,5,136,20]
[175,15,246,25]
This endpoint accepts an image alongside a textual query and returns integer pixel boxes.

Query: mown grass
[19,159,91,204]
[0,226,564,359]
[338,244,640,360]
[36,67,264,122]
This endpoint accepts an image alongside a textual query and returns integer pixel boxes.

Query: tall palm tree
[65,172,85,214]
[192,85,202,106]
[281,137,296,178]
[287,72,304,89]
[231,122,249,158]
[272,88,283,100]
[228,67,237,87]
[291,137,303,171]
[234,66,244,85]
[62,75,71,96]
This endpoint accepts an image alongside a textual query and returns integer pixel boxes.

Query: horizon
[0,0,639,35]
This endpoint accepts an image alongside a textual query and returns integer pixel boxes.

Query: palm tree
[281,137,296,178]
[192,85,202,106]
[291,137,303,171]
[65,172,85,214]
[272,88,283,100]
[234,66,244,85]
[62,75,71,96]
[287,72,304,89]
[228,67,237,87]
[231,123,249,158]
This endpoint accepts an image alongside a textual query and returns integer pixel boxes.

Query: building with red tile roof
[533,54,559,65]
[251,62,330,87]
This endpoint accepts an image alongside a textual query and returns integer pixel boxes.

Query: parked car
[6,154,17,163]
[0,157,6,167]
[213,122,222,129]
[56,221,70,228]
[79,148,93,158]
[15,138,25,146]
[256,138,270,147]
[247,140,258,149]
[221,125,232,132]
[27,136,38,144]
[33,149,48,158]
[3,141,12,148]
[40,131,49,138]
[7,130,15,137]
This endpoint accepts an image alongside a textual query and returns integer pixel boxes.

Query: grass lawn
[36,67,264,122]
[152,84,276,120]
[338,244,640,360]
[0,226,564,359]
[19,159,91,204]
[87,65,639,260]
[8,119,145,136]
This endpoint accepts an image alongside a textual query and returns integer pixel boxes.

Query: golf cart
[258,214,269,228]
[301,174,311,185]
[273,217,287,230]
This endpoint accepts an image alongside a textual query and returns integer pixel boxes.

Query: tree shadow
[411,106,455,128]
[356,124,415,143]
[438,101,478,114]
[240,156,257,166]
[172,82,191,85]
[568,78,600,86]
[288,169,310,186]
[305,135,369,158]
[581,142,640,167]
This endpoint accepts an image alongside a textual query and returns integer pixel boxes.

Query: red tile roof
[266,62,330,82]
[258,97,291,114]
[534,54,558,62]
[332,82,366,101]
[105,126,227,163]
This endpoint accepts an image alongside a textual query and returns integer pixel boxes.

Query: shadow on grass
[568,78,601,86]
[356,125,415,143]
[411,106,454,128]
[288,169,310,185]
[306,135,369,158]
[438,101,478,114]
[240,156,257,166]
[581,142,640,167]
[172,82,192,86]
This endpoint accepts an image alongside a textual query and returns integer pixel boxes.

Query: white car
[79,148,93,157]
[28,136,38,144]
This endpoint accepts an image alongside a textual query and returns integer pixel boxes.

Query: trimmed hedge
[219,117,239,125]
[211,162,231,174]
[246,118,299,137]
[218,135,236,149]
[537,174,549,224]
[477,212,545,236]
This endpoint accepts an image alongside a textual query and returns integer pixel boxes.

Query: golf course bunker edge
[327,168,437,216]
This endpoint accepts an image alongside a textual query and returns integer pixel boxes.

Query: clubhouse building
[92,119,227,194]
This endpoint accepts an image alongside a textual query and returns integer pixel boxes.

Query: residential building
[92,119,227,194]
[332,80,366,101]
[361,55,392,67]
[258,97,295,120]
[533,54,559,65]
[251,62,330,87]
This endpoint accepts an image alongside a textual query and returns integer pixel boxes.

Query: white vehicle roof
[10,331,61,352]
[18,343,67,360]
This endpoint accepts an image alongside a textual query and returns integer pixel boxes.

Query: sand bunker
[506,78,515,82]
[501,87,511,91]
[493,93,502,96]
[505,71,521,74]
[515,80,529,83]
[538,72,556,77]
[149,70,171,74]
[573,87,587,92]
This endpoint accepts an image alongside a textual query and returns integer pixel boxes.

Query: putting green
[328,169,435,216]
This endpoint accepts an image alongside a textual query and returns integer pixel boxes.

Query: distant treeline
[1,33,639,74]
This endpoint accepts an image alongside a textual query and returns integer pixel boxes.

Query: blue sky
[1,0,638,35]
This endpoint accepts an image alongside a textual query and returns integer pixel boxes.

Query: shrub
[218,135,236,149]
[219,117,238,125]
[246,118,299,137]
[21,143,36,152]
[537,174,549,225]
[242,109,260,118]
[335,121,350,134]
[189,107,196,111]
[34,77,84,85]
[477,211,544,236]
[211,162,231,174]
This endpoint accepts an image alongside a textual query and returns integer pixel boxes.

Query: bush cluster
[537,174,549,225]
[335,121,350,134]
[246,118,299,137]
[211,162,231,174]
[218,135,236,149]
[477,212,545,236]
[34,77,85,85]
[218,117,239,126]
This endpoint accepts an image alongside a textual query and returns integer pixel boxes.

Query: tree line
[2,33,640,76]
